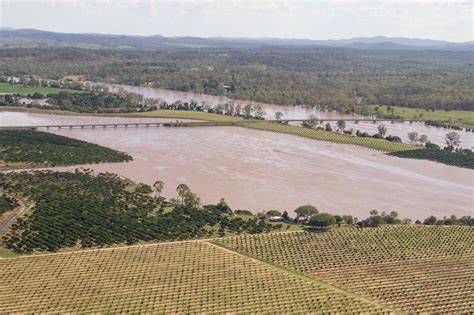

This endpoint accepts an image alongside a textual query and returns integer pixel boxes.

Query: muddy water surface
[105,83,474,149]
[2,112,473,220]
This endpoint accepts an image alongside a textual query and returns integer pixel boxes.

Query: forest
[0,46,472,112]
[0,130,132,166]
[0,170,279,253]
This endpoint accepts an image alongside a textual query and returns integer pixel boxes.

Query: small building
[269,216,283,222]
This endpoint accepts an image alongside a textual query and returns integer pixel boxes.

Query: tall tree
[408,131,419,144]
[445,132,461,148]
[377,124,388,137]
[294,205,319,222]
[153,180,165,197]
[336,120,346,133]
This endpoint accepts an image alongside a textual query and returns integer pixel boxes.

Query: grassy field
[0,246,18,259]
[0,241,388,313]
[217,226,474,313]
[0,83,82,95]
[244,122,418,152]
[376,105,474,128]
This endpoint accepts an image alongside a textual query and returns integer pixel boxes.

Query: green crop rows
[217,226,474,313]
[0,130,131,166]
[244,122,418,152]
[0,241,387,313]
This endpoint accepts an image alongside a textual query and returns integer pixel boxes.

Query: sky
[1,0,473,42]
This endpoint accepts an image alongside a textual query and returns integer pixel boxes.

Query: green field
[0,246,18,259]
[376,105,474,128]
[217,226,474,313]
[0,83,83,95]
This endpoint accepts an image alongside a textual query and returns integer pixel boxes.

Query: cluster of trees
[264,205,473,229]
[0,130,132,166]
[1,47,472,112]
[46,89,150,113]
[0,195,18,216]
[424,120,464,131]
[355,124,403,142]
[356,210,409,228]
[0,170,280,253]
[421,214,474,226]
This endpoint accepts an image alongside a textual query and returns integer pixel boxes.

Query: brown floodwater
[105,83,474,149]
[2,112,473,220]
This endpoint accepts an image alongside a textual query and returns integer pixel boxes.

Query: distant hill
[0,28,472,51]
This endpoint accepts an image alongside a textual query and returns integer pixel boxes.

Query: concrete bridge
[0,118,427,131]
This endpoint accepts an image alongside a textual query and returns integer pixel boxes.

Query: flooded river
[2,111,472,221]
[105,83,474,149]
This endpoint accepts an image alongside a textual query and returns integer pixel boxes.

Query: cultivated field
[217,226,474,313]
[244,122,418,152]
[0,241,388,313]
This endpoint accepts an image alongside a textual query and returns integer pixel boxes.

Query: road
[0,202,30,234]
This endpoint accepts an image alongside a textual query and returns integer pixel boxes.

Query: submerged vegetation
[0,130,132,166]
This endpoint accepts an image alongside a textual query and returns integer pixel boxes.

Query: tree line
[260,205,473,229]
